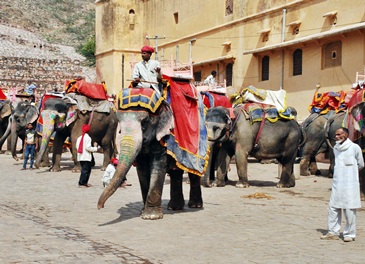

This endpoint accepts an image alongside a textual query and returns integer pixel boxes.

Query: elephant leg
[328,151,335,178]
[299,155,311,176]
[50,134,68,172]
[188,173,203,208]
[138,141,167,220]
[360,170,365,201]
[277,157,296,188]
[235,146,249,188]
[100,139,113,171]
[168,169,185,210]
[308,156,321,175]
[213,148,229,187]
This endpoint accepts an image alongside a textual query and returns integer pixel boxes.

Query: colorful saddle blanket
[65,79,108,100]
[201,91,232,108]
[241,103,295,123]
[343,88,365,142]
[309,91,347,114]
[0,88,7,100]
[118,88,164,113]
[163,75,209,176]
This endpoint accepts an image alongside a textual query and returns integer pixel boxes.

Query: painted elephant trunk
[97,133,142,209]
[35,113,56,168]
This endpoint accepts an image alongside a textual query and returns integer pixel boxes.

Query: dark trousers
[78,160,92,185]
[23,144,35,169]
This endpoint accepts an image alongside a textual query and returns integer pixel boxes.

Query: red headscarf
[77,124,91,154]
[141,46,154,53]
[110,158,119,166]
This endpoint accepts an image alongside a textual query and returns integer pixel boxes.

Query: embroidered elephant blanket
[200,91,232,109]
[163,75,209,176]
[309,91,347,114]
[64,79,108,100]
[118,88,164,113]
[241,103,295,123]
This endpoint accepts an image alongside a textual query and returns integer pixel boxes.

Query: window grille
[261,56,269,81]
[293,49,302,76]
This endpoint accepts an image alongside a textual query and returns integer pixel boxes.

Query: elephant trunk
[11,120,19,160]
[97,133,142,209]
[0,116,12,149]
[35,114,55,168]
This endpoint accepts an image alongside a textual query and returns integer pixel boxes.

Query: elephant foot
[71,167,81,173]
[167,199,185,211]
[235,181,249,188]
[202,181,212,188]
[13,155,19,161]
[300,169,311,176]
[276,181,295,188]
[141,207,163,220]
[212,180,225,187]
[314,170,321,176]
[40,161,51,167]
[49,166,62,172]
[188,198,203,208]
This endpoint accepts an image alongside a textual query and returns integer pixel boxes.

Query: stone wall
[0,24,96,97]
[0,56,83,94]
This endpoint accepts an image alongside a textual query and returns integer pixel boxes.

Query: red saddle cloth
[201,91,232,108]
[0,88,7,100]
[64,80,107,100]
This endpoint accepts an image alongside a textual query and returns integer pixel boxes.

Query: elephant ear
[156,103,174,141]
[0,103,11,118]
[26,105,39,124]
[66,104,78,126]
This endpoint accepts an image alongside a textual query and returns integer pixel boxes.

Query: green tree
[77,35,96,66]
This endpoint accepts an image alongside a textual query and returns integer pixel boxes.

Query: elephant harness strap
[88,106,96,126]
[252,110,266,153]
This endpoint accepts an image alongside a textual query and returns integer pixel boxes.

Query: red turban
[141,46,154,53]
[111,158,119,166]
[78,124,91,154]
[82,124,90,134]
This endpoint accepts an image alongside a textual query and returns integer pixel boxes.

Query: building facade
[95,0,365,120]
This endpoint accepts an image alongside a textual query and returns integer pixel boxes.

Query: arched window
[261,56,269,81]
[293,49,302,76]
[226,63,233,86]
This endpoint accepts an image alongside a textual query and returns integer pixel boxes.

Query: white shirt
[204,74,216,85]
[330,138,364,209]
[101,164,116,186]
[76,133,98,162]
[132,59,161,92]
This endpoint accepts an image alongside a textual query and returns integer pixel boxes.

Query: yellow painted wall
[95,0,365,120]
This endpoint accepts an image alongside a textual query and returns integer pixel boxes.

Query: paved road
[1,152,365,264]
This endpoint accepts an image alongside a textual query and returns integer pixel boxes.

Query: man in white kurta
[132,45,162,95]
[321,127,364,242]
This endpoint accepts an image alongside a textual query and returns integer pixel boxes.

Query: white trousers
[328,206,357,238]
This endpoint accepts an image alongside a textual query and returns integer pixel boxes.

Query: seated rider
[132,45,162,94]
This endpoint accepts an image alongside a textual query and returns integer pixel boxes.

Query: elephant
[0,100,12,153]
[97,87,205,220]
[299,111,345,177]
[34,96,118,172]
[0,100,39,160]
[204,106,302,188]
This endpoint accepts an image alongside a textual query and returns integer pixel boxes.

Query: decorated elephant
[0,100,12,153]
[98,79,208,220]
[0,100,39,160]
[299,111,345,177]
[35,93,118,172]
[205,105,302,188]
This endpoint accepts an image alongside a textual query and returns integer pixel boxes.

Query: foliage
[77,35,96,66]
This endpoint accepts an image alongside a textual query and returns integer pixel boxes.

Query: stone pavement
[1,153,365,264]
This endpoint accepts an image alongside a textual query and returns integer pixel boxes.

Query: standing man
[204,70,217,86]
[321,127,364,242]
[21,123,38,170]
[76,124,99,188]
[132,45,162,94]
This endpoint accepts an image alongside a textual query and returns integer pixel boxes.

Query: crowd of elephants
[1,89,365,221]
